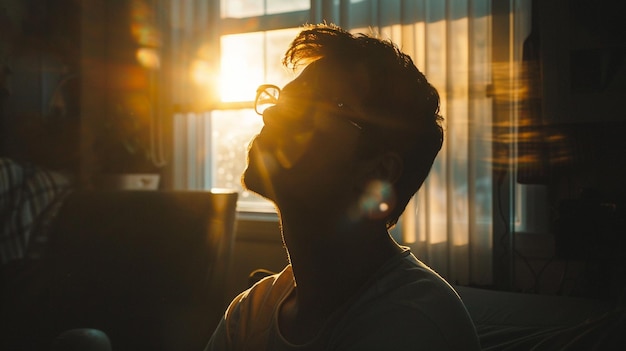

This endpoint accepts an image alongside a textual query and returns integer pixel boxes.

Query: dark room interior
[1,0,625,350]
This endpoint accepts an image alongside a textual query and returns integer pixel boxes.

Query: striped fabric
[0,158,73,264]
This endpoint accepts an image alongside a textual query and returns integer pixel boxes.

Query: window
[173,1,308,211]
[211,27,301,211]
[221,0,309,18]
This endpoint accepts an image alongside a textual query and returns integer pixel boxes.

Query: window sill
[235,211,281,242]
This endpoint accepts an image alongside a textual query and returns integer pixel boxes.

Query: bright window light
[211,109,275,212]
[221,0,309,18]
[219,32,265,102]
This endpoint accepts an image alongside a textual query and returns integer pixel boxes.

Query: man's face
[242,59,371,212]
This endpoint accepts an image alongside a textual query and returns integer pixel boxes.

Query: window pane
[220,28,300,102]
[211,109,275,211]
[222,0,309,18]
[221,0,263,18]
[265,28,301,85]
[266,0,309,15]
[213,28,300,212]
[220,32,265,102]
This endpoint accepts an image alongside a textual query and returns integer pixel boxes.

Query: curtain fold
[396,0,493,286]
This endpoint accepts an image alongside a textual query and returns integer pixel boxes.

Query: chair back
[1,190,238,351]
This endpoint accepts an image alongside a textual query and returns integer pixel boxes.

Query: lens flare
[130,0,160,47]
[136,48,160,69]
[350,180,396,221]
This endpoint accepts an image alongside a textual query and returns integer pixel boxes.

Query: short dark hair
[283,24,443,228]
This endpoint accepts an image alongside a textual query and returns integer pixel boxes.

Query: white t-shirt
[206,249,480,350]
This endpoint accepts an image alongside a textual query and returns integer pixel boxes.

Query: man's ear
[371,151,403,184]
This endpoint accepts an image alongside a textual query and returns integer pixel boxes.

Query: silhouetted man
[206,24,480,350]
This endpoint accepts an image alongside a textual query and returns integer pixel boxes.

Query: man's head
[244,24,443,228]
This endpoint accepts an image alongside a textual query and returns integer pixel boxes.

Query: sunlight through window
[210,28,300,211]
[219,33,264,102]
[221,0,309,19]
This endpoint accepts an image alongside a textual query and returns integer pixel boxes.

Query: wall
[0,0,81,169]
[510,0,626,299]
[226,215,287,301]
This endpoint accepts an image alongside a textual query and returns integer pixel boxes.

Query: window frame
[206,4,317,214]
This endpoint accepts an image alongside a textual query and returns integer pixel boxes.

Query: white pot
[98,174,160,190]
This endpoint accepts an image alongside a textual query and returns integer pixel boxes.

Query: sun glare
[136,48,160,69]
[218,56,258,102]
[219,58,255,102]
[191,59,213,87]
[218,32,265,103]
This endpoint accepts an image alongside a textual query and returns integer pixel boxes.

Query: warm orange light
[136,48,160,69]
[218,56,258,102]
[110,63,147,90]
[130,0,160,47]
[191,59,214,87]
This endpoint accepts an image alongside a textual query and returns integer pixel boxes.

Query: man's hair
[283,23,443,228]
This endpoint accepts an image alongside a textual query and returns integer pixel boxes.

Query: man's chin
[241,166,260,194]
[242,165,273,201]
[242,140,282,201]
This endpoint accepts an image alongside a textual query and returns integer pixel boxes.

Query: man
[206,24,480,350]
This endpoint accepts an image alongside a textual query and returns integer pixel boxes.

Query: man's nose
[261,105,279,126]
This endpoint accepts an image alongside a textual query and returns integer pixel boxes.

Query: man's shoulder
[212,266,293,350]
[245,265,293,298]
[331,251,481,350]
[371,250,457,298]
[226,266,293,322]
[369,252,471,322]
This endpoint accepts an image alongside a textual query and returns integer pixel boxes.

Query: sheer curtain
[164,0,219,189]
[330,0,494,286]
[166,0,494,286]
[397,1,494,287]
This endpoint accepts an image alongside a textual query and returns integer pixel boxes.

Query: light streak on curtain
[166,0,218,190]
[387,0,494,286]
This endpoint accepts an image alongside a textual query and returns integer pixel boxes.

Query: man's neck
[279,216,403,317]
